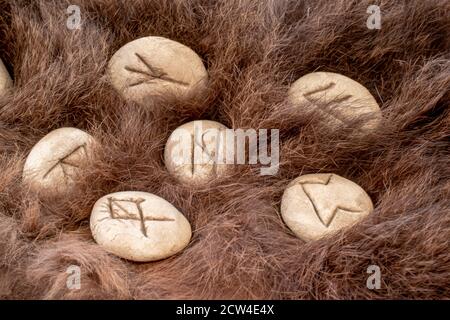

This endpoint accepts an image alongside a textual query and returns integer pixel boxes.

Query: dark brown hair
[0,0,449,299]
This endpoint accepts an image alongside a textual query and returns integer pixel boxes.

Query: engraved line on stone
[124,65,152,77]
[125,52,190,87]
[287,173,333,227]
[333,94,353,104]
[128,79,147,87]
[296,174,361,227]
[190,134,195,176]
[201,131,218,176]
[303,82,353,124]
[96,216,110,223]
[191,133,208,176]
[135,197,148,237]
[290,174,333,189]
[326,205,363,227]
[295,174,348,228]
[303,82,336,97]
[192,130,221,176]
[300,184,328,227]
[107,197,175,238]
[43,144,87,179]
[107,197,115,218]
[135,52,189,86]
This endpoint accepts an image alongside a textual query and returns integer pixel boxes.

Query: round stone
[164,120,231,185]
[0,58,12,95]
[281,173,373,242]
[22,127,95,194]
[108,36,208,106]
[288,72,381,132]
[90,191,192,262]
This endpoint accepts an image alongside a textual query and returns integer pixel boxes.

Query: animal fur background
[0,0,449,299]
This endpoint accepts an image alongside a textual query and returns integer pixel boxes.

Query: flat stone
[281,173,373,241]
[90,191,192,262]
[108,36,208,107]
[288,72,381,132]
[0,58,12,95]
[22,127,95,194]
[164,120,231,185]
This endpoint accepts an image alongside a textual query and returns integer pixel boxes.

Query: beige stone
[108,36,208,106]
[90,191,192,262]
[0,58,12,95]
[281,173,373,242]
[288,72,381,132]
[164,120,231,185]
[22,127,95,194]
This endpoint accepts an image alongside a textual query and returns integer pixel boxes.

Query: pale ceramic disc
[288,72,381,132]
[164,120,231,185]
[281,173,373,241]
[22,127,95,194]
[108,36,208,107]
[90,191,192,262]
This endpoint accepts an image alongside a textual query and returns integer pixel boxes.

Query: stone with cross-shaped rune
[288,72,382,133]
[108,36,208,108]
[281,173,374,242]
[90,191,192,262]
[22,127,95,195]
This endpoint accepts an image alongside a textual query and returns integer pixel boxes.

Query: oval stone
[108,36,208,107]
[90,191,192,262]
[164,120,231,185]
[288,72,382,132]
[22,127,95,194]
[281,173,374,242]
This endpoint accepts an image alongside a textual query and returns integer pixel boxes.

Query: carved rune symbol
[107,197,175,238]
[303,82,353,124]
[190,129,223,175]
[296,175,362,228]
[43,144,87,180]
[125,52,189,88]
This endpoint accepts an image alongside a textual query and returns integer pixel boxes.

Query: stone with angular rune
[0,58,12,95]
[90,191,192,262]
[22,127,95,194]
[108,36,208,107]
[288,72,381,132]
[281,173,374,241]
[164,120,231,185]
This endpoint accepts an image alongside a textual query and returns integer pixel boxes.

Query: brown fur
[0,0,449,299]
